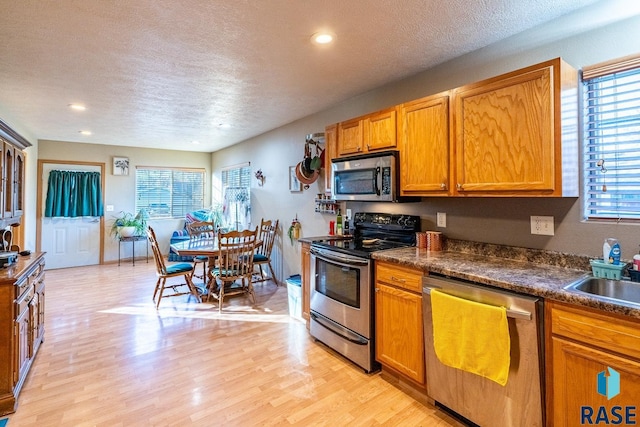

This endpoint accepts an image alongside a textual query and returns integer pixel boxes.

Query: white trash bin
[285,274,302,320]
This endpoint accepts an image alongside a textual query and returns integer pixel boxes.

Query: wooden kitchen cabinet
[323,124,337,195]
[398,92,452,196]
[0,253,46,416]
[0,119,29,226]
[546,301,640,426]
[301,241,311,326]
[337,107,397,156]
[375,261,425,385]
[452,58,578,197]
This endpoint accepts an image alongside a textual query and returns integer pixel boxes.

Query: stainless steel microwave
[332,151,412,202]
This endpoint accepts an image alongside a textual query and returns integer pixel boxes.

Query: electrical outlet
[531,215,554,236]
[346,208,352,219]
[437,212,447,228]
[106,205,114,212]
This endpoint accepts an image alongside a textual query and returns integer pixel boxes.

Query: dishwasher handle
[423,286,532,321]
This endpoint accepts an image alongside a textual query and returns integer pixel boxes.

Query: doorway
[37,160,105,269]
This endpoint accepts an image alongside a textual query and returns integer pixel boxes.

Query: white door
[41,164,101,269]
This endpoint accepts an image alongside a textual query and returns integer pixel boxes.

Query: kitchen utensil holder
[590,259,626,280]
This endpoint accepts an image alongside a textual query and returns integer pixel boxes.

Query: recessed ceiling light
[218,123,231,129]
[191,140,200,145]
[79,130,92,136]
[69,104,86,111]
[311,31,336,45]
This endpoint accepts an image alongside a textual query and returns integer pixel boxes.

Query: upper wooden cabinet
[323,124,337,195]
[452,58,578,197]
[337,107,397,156]
[2,142,25,221]
[399,92,451,196]
[0,119,30,226]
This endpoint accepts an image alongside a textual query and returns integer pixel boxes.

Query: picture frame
[289,165,302,192]
[113,157,130,176]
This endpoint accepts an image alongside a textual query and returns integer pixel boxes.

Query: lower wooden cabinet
[547,301,640,426]
[0,253,46,416]
[374,261,425,385]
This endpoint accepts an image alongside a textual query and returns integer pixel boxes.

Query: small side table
[118,235,149,266]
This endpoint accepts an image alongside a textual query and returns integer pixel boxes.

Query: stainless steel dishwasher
[422,274,544,427]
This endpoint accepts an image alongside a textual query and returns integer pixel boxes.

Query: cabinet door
[551,337,640,427]
[13,149,24,218]
[14,308,31,389]
[365,108,397,151]
[3,143,13,218]
[324,124,337,195]
[338,118,364,156]
[32,280,45,354]
[375,282,424,384]
[454,66,554,194]
[399,93,451,195]
[301,242,310,324]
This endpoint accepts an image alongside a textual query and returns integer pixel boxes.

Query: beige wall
[213,14,640,281]
[38,140,212,262]
[10,10,640,279]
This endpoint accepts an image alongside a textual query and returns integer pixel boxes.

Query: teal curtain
[44,170,104,217]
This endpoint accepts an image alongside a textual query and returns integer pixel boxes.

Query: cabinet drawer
[376,262,422,293]
[27,259,45,284]
[15,284,34,315]
[551,303,640,360]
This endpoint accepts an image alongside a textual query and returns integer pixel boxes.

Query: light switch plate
[437,212,446,228]
[106,205,114,212]
[531,215,554,235]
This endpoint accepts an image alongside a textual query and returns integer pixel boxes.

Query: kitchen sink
[564,276,640,308]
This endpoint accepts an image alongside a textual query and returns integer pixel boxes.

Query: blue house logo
[597,367,620,400]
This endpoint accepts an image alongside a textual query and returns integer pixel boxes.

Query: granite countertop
[372,243,640,319]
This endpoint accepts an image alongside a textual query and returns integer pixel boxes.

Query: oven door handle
[310,247,370,266]
[310,312,368,345]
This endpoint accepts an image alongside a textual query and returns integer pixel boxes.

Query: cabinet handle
[440,182,446,189]
[390,276,406,283]
[456,183,463,190]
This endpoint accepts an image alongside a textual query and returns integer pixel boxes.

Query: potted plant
[109,210,147,239]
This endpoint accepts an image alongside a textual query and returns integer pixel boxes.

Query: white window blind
[135,167,205,218]
[583,54,640,220]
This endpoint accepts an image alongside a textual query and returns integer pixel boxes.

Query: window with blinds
[583,54,640,220]
[135,167,205,218]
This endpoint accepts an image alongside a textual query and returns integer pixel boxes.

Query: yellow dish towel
[430,289,510,386]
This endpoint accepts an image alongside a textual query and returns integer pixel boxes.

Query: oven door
[309,246,371,338]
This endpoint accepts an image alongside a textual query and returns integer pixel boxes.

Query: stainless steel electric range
[309,212,420,372]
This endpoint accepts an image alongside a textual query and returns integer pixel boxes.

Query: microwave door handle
[374,167,381,195]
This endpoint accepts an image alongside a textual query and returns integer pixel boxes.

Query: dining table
[170,237,263,293]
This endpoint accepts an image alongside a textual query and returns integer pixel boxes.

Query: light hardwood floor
[6,260,462,426]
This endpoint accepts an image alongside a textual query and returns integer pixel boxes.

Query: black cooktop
[311,212,420,258]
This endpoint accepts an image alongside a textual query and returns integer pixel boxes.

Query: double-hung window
[135,167,205,218]
[583,54,640,221]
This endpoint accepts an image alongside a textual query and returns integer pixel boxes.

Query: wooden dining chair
[208,227,258,312]
[252,218,279,285]
[147,226,201,309]
[185,220,215,283]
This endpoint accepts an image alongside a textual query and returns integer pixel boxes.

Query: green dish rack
[590,259,627,280]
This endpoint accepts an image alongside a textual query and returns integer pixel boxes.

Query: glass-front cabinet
[0,119,30,227]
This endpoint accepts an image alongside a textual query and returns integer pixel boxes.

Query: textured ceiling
[0,0,632,152]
